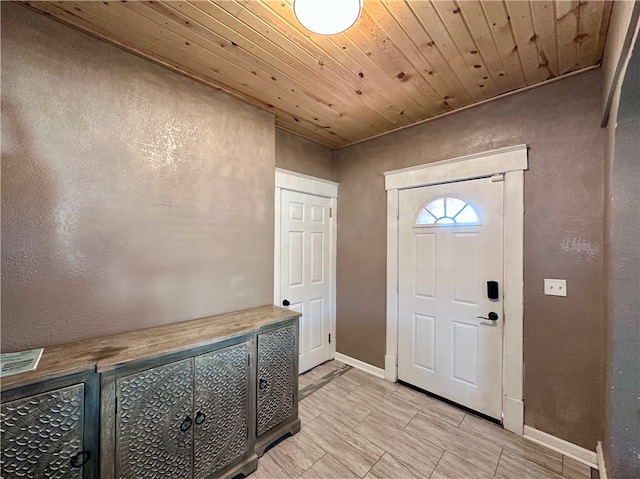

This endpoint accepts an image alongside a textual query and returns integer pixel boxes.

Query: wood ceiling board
[21,0,269,113]
[556,0,580,75]
[408,1,490,102]
[172,2,393,139]
[356,5,448,118]
[257,0,432,124]
[32,2,281,109]
[49,0,353,145]
[382,1,475,109]
[576,0,605,69]
[221,1,412,129]
[98,1,360,141]
[531,1,561,78]
[474,1,528,90]
[364,1,457,111]
[454,1,512,93]
[431,0,501,97]
[504,1,549,85]
[595,1,613,64]
[19,1,613,149]
[167,1,394,137]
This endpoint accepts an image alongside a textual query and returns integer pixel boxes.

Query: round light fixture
[293,0,363,35]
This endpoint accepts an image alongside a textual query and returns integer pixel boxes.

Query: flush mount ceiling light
[293,0,363,35]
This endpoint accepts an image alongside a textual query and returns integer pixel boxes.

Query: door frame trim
[384,145,528,435]
[274,168,339,361]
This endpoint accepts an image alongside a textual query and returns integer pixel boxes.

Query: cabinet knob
[282,299,290,307]
[259,378,268,390]
[180,415,193,432]
[70,451,90,468]
[195,412,206,425]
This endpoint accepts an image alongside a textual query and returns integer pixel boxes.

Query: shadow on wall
[0,99,173,350]
[1,101,60,347]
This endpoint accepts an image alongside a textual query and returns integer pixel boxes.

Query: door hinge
[115,397,118,415]
[328,333,331,344]
[248,353,250,367]
[329,207,333,218]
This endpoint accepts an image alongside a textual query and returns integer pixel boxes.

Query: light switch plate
[544,279,567,297]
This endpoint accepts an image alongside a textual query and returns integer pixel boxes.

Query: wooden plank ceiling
[21,1,613,148]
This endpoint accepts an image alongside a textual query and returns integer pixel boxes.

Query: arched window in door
[414,196,481,226]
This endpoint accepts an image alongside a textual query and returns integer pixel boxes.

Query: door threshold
[397,379,502,426]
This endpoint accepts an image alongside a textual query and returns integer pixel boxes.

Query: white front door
[397,176,504,419]
[280,189,332,373]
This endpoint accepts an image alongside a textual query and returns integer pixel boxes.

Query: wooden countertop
[1,305,300,391]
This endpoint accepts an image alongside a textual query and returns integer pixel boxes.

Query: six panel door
[397,176,505,420]
[280,189,332,373]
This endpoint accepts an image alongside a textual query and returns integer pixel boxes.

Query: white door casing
[274,169,338,374]
[385,145,527,435]
[398,177,504,420]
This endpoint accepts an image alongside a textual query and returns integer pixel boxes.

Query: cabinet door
[1,384,86,479]
[193,342,250,479]
[257,325,296,437]
[117,359,193,479]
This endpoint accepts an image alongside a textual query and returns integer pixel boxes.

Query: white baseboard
[334,353,385,379]
[597,441,608,479]
[523,426,597,468]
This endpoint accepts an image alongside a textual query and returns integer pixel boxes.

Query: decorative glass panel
[445,197,466,218]
[426,197,445,218]
[416,209,436,225]
[415,196,480,227]
[454,205,480,224]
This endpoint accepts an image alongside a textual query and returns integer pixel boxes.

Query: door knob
[282,299,290,307]
[477,312,499,321]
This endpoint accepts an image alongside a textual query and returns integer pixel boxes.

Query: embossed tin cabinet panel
[257,326,296,437]
[193,342,250,479]
[116,359,193,479]
[1,384,85,479]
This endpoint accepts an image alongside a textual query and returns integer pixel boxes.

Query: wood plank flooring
[252,360,597,479]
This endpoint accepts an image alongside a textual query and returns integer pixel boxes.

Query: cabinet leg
[254,417,302,457]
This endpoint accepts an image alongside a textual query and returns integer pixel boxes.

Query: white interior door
[280,189,332,374]
[397,176,504,419]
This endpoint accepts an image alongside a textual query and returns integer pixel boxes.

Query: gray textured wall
[605,33,640,479]
[1,3,275,351]
[275,129,336,181]
[336,70,605,450]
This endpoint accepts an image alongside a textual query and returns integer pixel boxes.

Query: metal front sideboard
[0,305,301,479]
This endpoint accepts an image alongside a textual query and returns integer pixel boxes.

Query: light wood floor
[252,360,596,479]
